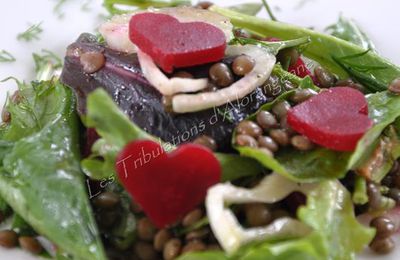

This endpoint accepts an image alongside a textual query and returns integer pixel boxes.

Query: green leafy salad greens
[0,1,400,260]
[0,77,106,258]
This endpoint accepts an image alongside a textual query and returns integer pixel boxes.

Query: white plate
[0,0,399,259]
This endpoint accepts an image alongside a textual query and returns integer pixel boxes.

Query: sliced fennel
[206,173,315,254]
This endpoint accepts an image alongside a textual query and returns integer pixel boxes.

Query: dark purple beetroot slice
[60,34,272,152]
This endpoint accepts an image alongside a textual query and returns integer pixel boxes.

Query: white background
[0,0,400,259]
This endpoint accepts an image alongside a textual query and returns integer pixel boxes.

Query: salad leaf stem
[352,175,368,205]
[231,36,311,56]
[261,0,277,21]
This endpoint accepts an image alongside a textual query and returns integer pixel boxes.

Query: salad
[1,1,400,259]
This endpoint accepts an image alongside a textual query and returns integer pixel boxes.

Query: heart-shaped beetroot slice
[287,87,373,151]
[129,13,226,73]
[115,140,221,228]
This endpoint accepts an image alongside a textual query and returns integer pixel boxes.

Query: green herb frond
[0,50,16,63]
[53,0,67,18]
[1,77,28,90]
[332,49,390,92]
[17,23,43,42]
[33,50,63,73]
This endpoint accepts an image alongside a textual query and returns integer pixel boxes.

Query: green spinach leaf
[0,81,106,260]
[210,6,400,91]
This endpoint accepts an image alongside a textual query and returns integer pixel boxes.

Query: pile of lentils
[133,208,219,260]
[92,186,300,260]
[234,88,317,155]
[232,59,384,155]
[366,160,400,254]
[93,189,221,260]
[360,73,400,255]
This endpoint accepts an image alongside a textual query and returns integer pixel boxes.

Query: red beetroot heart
[129,13,226,73]
[287,87,373,151]
[115,140,221,228]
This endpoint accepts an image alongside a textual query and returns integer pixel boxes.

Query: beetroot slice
[115,140,221,228]
[287,87,373,151]
[129,13,226,73]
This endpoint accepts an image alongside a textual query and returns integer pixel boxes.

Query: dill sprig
[333,49,387,73]
[332,49,389,92]
[0,50,16,63]
[33,50,62,72]
[17,23,43,42]
[53,0,67,18]
[32,50,63,81]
